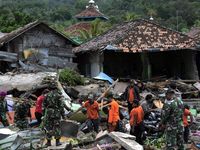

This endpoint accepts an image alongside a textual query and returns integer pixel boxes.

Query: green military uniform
[0,100,9,126]
[14,102,31,130]
[43,90,65,141]
[161,98,184,150]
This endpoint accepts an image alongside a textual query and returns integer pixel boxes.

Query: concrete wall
[183,50,199,80]
[75,52,103,77]
[6,24,71,53]
[89,52,103,77]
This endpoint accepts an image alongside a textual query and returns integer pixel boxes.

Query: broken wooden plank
[0,51,17,62]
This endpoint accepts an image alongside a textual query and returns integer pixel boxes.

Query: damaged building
[0,21,78,73]
[74,19,200,80]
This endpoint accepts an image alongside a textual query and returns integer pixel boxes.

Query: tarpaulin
[93,72,114,84]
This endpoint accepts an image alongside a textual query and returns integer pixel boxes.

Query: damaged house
[0,21,78,73]
[74,19,200,80]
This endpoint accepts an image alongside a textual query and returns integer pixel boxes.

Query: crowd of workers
[0,79,194,149]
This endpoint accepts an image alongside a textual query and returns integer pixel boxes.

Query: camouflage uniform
[0,100,9,126]
[43,90,65,141]
[161,98,184,150]
[14,102,31,130]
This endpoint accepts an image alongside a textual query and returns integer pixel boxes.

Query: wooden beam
[0,51,17,62]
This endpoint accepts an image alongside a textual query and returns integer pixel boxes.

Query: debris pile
[0,70,200,149]
[143,110,162,138]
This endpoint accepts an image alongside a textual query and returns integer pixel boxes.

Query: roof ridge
[0,20,79,46]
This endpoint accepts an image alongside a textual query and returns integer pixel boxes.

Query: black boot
[45,140,51,147]
[56,139,62,146]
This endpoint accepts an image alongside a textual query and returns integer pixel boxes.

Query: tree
[78,19,110,42]
[123,12,140,21]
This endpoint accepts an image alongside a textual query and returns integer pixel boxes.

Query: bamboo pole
[69,79,119,118]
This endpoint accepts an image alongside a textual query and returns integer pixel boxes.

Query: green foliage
[59,69,84,86]
[194,20,200,27]
[0,0,200,33]
[123,12,141,21]
[0,0,74,32]
[77,19,112,42]
[144,136,166,150]
[78,19,111,42]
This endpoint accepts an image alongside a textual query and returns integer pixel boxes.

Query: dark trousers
[184,126,190,143]
[35,112,42,125]
[91,119,99,133]
[130,122,145,145]
[128,102,133,114]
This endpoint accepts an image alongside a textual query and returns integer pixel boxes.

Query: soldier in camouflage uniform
[14,99,31,130]
[0,91,11,127]
[42,89,66,147]
[160,90,184,150]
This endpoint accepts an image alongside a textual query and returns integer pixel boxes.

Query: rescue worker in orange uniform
[183,105,193,143]
[130,100,145,145]
[107,93,120,132]
[123,80,140,113]
[83,94,99,133]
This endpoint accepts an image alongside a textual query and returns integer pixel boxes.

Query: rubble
[0,128,44,149]
[1,70,200,150]
[76,131,143,150]
[0,72,57,91]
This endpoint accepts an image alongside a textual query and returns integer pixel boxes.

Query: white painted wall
[89,52,103,77]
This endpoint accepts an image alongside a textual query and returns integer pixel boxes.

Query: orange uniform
[128,88,134,103]
[108,100,120,123]
[130,106,144,126]
[183,108,191,127]
[84,100,99,120]
[108,99,120,132]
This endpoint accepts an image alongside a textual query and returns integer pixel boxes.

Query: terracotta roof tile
[75,5,107,20]
[73,19,197,53]
[65,22,92,36]
[187,27,200,43]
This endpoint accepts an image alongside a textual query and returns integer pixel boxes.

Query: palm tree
[78,19,109,42]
